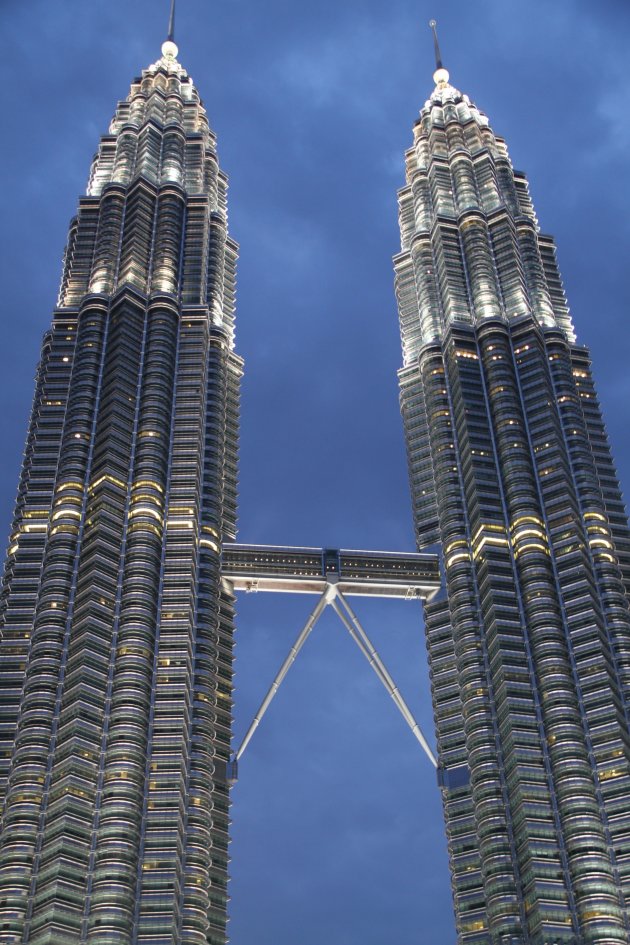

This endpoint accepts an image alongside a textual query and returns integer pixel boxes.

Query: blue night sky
[1,1,630,942]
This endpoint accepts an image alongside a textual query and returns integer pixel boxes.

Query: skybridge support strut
[230,578,437,776]
[233,586,334,764]
[332,590,437,768]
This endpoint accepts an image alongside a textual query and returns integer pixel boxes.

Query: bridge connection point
[226,756,239,785]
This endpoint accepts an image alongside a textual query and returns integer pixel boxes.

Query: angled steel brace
[231,581,437,777]
[332,590,437,768]
[233,586,334,763]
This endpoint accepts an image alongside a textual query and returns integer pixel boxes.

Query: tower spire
[429,18,443,70]
[162,0,178,59]
[428,19,450,87]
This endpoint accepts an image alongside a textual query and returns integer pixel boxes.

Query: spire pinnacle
[428,19,450,87]
[162,0,179,60]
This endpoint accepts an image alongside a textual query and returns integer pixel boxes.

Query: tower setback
[0,36,241,945]
[395,44,630,945]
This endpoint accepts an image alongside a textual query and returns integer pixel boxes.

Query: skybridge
[222,543,441,598]
[221,543,442,779]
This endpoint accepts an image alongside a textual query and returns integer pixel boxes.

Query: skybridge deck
[221,543,441,600]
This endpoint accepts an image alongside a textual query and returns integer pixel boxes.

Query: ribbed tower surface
[395,46,630,945]
[0,41,241,945]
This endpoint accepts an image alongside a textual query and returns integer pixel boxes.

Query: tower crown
[394,21,574,363]
[58,10,236,345]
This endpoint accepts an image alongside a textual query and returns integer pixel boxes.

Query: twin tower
[1,20,630,945]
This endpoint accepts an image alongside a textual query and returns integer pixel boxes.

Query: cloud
[264,12,408,118]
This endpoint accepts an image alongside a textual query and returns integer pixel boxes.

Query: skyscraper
[0,1,630,942]
[395,27,630,945]
[0,25,241,945]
